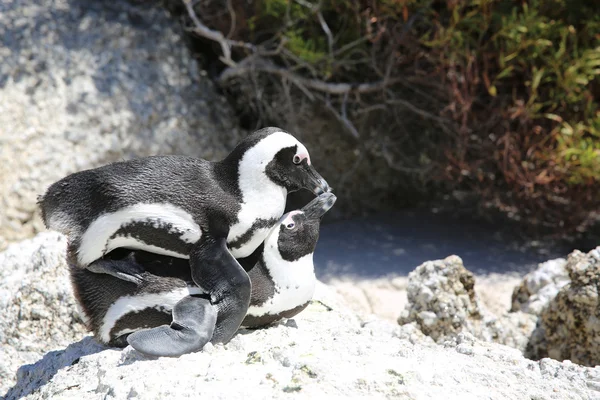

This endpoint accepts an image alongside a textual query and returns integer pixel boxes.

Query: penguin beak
[301,192,337,219]
[303,164,331,195]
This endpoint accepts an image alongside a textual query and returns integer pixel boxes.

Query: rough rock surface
[2,234,600,398]
[0,232,87,394]
[528,247,600,367]
[398,256,537,352]
[511,258,569,315]
[326,273,522,325]
[3,283,600,400]
[0,0,242,249]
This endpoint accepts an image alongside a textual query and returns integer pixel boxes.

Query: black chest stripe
[109,308,172,343]
[242,302,310,328]
[229,218,279,250]
[247,257,276,307]
[108,220,194,255]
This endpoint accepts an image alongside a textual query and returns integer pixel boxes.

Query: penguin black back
[71,193,336,348]
[39,127,330,268]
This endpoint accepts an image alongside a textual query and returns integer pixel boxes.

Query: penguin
[70,193,336,357]
[38,127,330,351]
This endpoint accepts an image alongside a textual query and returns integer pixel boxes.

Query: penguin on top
[70,192,336,357]
[38,127,330,352]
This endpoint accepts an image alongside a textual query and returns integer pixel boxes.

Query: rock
[511,258,569,315]
[527,247,600,367]
[1,236,599,399]
[326,273,524,328]
[398,256,537,352]
[0,0,242,250]
[3,284,599,399]
[398,256,482,341]
[0,232,86,394]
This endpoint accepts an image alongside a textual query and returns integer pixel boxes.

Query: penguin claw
[127,296,217,357]
[113,272,144,285]
[86,259,145,285]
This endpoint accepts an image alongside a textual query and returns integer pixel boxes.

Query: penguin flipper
[190,236,251,345]
[127,295,217,357]
[86,258,145,285]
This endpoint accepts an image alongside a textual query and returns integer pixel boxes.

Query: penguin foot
[86,259,145,285]
[127,296,217,357]
[190,237,251,345]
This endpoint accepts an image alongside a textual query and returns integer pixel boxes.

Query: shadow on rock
[314,210,570,280]
[3,337,107,400]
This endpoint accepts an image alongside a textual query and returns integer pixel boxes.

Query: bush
[182,0,600,234]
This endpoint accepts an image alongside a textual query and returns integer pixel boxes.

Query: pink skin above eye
[281,211,302,227]
[295,151,311,165]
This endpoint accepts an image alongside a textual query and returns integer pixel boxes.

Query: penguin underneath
[38,127,330,349]
[70,193,336,357]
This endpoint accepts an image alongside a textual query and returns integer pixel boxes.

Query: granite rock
[398,256,537,352]
[0,0,242,250]
[511,258,569,315]
[527,247,600,367]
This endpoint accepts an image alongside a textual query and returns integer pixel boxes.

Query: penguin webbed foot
[86,258,145,285]
[127,295,217,357]
[190,236,251,345]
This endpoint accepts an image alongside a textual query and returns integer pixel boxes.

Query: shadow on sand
[3,337,107,400]
[314,210,573,280]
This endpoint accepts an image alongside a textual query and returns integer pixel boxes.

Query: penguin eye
[286,222,295,229]
[293,155,301,165]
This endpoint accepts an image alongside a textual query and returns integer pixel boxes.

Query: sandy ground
[314,211,572,321]
[325,274,523,322]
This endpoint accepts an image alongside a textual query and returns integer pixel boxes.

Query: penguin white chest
[227,137,290,259]
[78,203,201,266]
[227,187,287,258]
[248,252,316,316]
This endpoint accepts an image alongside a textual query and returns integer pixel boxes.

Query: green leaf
[531,68,545,91]
[496,66,514,80]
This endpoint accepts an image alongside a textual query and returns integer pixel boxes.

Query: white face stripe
[103,237,190,260]
[99,286,203,343]
[247,227,316,317]
[228,131,306,258]
[78,203,201,266]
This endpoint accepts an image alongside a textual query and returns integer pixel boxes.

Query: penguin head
[228,127,330,195]
[268,192,337,261]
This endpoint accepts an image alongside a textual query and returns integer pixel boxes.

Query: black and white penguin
[38,127,330,349]
[70,193,336,357]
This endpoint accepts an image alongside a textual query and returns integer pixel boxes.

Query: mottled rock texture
[3,290,598,400]
[511,258,569,315]
[527,247,600,367]
[0,0,242,250]
[0,232,86,394]
[398,256,537,352]
[2,234,600,399]
[398,256,481,340]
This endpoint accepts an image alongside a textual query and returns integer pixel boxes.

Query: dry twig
[219,58,400,95]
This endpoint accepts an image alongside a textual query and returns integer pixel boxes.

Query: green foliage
[215,0,600,232]
[286,28,327,64]
[420,0,600,226]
